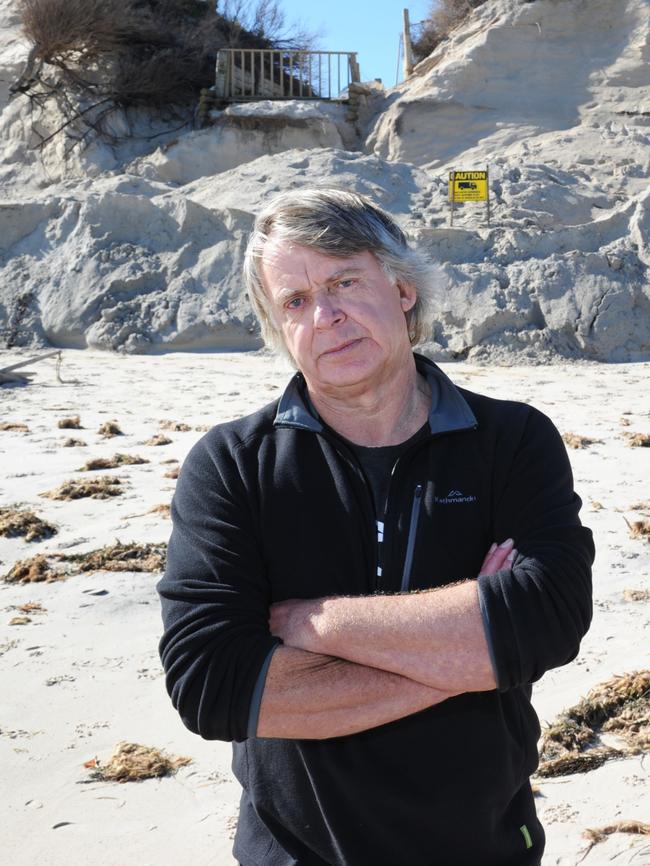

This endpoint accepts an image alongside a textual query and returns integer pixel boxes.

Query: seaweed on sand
[145,434,172,446]
[98,421,123,438]
[561,433,602,449]
[159,420,191,431]
[4,553,65,583]
[149,504,171,517]
[0,507,57,541]
[624,517,650,539]
[85,742,191,783]
[536,671,650,778]
[623,432,650,447]
[78,454,148,471]
[0,422,29,432]
[63,542,166,573]
[580,821,650,861]
[57,416,82,429]
[623,588,650,602]
[41,476,123,500]
[2,542,167,584]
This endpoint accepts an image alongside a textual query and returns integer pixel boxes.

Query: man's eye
[337,279,355,289]
[286,297,304,310]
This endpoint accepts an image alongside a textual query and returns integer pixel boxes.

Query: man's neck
[306,360,431,447]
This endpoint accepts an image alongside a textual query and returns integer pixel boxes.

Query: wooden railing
[215,49,360,101]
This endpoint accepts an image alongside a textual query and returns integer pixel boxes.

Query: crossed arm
[256,540,515,739]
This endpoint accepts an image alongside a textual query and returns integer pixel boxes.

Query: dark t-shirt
[343,422,429,582]
[346,422,429,518]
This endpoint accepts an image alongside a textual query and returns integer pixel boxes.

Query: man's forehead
[261,239,374,275]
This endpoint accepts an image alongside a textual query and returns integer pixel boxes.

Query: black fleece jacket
[157,355,594,866]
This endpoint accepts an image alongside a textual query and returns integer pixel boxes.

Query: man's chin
[311,357,379,390]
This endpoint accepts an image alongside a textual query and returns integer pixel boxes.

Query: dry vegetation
[561,433,602,449]
[41,476,123,500]
[536,671,650,778]
[411,0,488,64]
[0,507,57,541]
[3,542,167,584]
[149,503,171,517]
[79,453,148,471]
[164,466,179,479]
[62,437,87,447]
[57,415,82,429]
[84,741,190,783]
[12,0,314,152]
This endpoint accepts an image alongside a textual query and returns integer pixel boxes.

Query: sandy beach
[0,349,648,866]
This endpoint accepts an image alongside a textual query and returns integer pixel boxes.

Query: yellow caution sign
[448,170,488,202]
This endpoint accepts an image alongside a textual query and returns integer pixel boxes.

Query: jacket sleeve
[477,407,595,691]
[156,434,280,742]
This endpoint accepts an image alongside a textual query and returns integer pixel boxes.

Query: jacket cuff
[477,570,520,691]
[246,641,281,738]
[477,580,500,689]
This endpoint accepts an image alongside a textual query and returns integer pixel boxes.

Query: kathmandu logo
[435,489,478,505]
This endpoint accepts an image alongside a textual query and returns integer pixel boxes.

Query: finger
[479,538,514,576]
[486,538,513,569]
[478,542,497,573]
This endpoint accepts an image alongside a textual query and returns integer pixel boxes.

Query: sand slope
[0,0,649,361]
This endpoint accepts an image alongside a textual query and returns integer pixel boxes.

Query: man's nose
[313,291,345,329]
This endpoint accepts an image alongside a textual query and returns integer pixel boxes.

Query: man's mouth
[320,339,363,358]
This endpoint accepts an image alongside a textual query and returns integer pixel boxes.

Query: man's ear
[398,281,417,313]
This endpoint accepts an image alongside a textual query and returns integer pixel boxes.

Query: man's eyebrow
[275,286,305,303]
[328,267,364,281]
[275,268,364,303]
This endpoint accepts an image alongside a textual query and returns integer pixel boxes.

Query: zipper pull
[400,484,424,592]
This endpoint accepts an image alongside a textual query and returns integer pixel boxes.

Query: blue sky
[278,0,435,89]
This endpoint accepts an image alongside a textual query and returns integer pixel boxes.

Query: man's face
[260,239,417,394]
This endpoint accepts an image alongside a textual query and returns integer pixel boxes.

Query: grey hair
[243,187,441,357]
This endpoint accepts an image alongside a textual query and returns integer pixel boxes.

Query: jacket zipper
[381,435,433,592]
[400,484,423,592]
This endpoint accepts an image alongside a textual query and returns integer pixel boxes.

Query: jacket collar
[274,353,477,436]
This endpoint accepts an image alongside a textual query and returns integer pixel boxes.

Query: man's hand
[269,538,517,650]
[478,538,516,576]
[269,594,322,652]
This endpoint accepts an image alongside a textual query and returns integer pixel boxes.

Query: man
[157,188,594,866]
